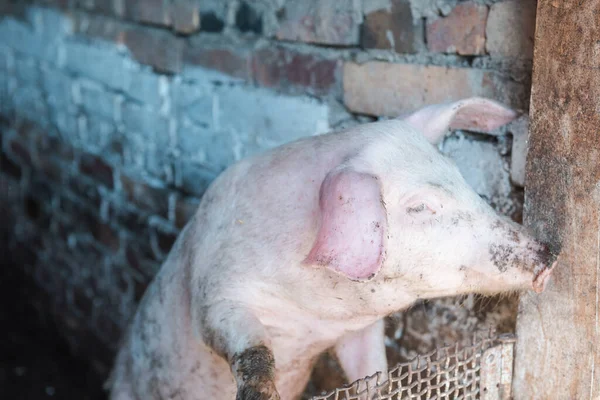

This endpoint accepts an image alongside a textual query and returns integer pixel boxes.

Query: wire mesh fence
[310,331,516,400]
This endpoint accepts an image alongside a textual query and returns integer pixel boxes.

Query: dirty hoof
[236,382,280,400]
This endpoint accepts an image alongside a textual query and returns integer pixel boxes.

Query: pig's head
[305,98,557,307]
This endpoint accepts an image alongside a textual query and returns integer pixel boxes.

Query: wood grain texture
[513,1,600,399]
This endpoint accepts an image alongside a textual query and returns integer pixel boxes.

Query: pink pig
[107,98,556,400]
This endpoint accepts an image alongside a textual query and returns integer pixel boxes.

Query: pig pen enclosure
[1,1,598,399]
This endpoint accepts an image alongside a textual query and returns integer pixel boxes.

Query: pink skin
[107,98,556,400]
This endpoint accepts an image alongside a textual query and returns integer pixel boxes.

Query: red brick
[150,225,177,257]
[120,175,170,219]
[125,0,170,26]
[252,47,340,95]
[170,0,200,34]
[343,61,527,117]
[183,46,251,80]
[78,153,114,188]
[276,0,362,46]
[486,0,536,59]
[89,0,118,16]
[108,201,149,233]
[125,241,158,279]
[121,28,184,73]
[426,2,488,55]
[362,0,424,54]
[67,174,102,208]
[174,195,200,229]
[74,13,125,42]
[92,222,121,252]
[33,134,74,163]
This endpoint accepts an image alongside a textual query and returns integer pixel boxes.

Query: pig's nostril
[535,242,557,267]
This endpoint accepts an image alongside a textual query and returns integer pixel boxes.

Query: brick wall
[0,0,536,390]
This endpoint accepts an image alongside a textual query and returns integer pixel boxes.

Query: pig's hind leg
[201,301,280,400]
[334,319,388,384]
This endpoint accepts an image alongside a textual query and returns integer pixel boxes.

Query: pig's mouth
[532,259,558,293]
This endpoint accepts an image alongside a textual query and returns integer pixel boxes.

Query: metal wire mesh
[310,331,516,400]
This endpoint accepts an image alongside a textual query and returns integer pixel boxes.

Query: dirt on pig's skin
[301,293,518,398]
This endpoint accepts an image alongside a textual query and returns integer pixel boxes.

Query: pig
[107,97,557,400]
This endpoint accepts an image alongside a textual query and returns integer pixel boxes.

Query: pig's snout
[531,243,558,293]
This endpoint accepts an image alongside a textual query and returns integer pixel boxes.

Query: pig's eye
[406,203,436,215]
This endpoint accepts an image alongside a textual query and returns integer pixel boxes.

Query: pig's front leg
[334,319,388,384]
[202,301,280,400]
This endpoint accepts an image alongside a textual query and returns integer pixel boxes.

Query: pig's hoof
[236,383,280,400]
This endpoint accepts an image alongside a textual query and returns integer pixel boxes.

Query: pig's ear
[401,97,518,145]
[304,167,387,281]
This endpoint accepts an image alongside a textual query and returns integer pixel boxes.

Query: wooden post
[513,1,600,398]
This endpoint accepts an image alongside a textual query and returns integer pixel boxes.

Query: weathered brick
[486,0,536,59]
[170,0,200,34]
[235,1,263,34]
[199,11,225,33]
[82,115,117,152]
[41,66,75,111]
[0,17,59,63]
[124,0,170,26]
[78,153,114,188]
[79,82,117,120]
[33,151,64,183]
[174,195,200,229]
[276,0,362,45]
[150,224,177,258]
[32,133,74,163]
[67,174,102,208]
[177,161,216,197]
[12,86,50,128]
[86,0,118,15]
[126,69,164,107]
[92,221,120,252]
[122,28,183,73]
[217,85,330,148]
[426,2,488,55]
[184,45,251,81]
[63,40,129,90]
[120,174,170,218]
[343,62,527,117]
[507,116,529,187]
[362,0,424,53]
[125,239,157,278]
[14,56,40,85]
[177,118,212,159]
[57,196,102,236]
[108,201,148,233]
[73,12,125,42]
[25,5,73,37]
[252,47,340,95]
[121,101,169,138]
[440,135,512,211]
[51,111,79,140]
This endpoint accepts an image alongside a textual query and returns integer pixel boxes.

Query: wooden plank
[513,1,600,398]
